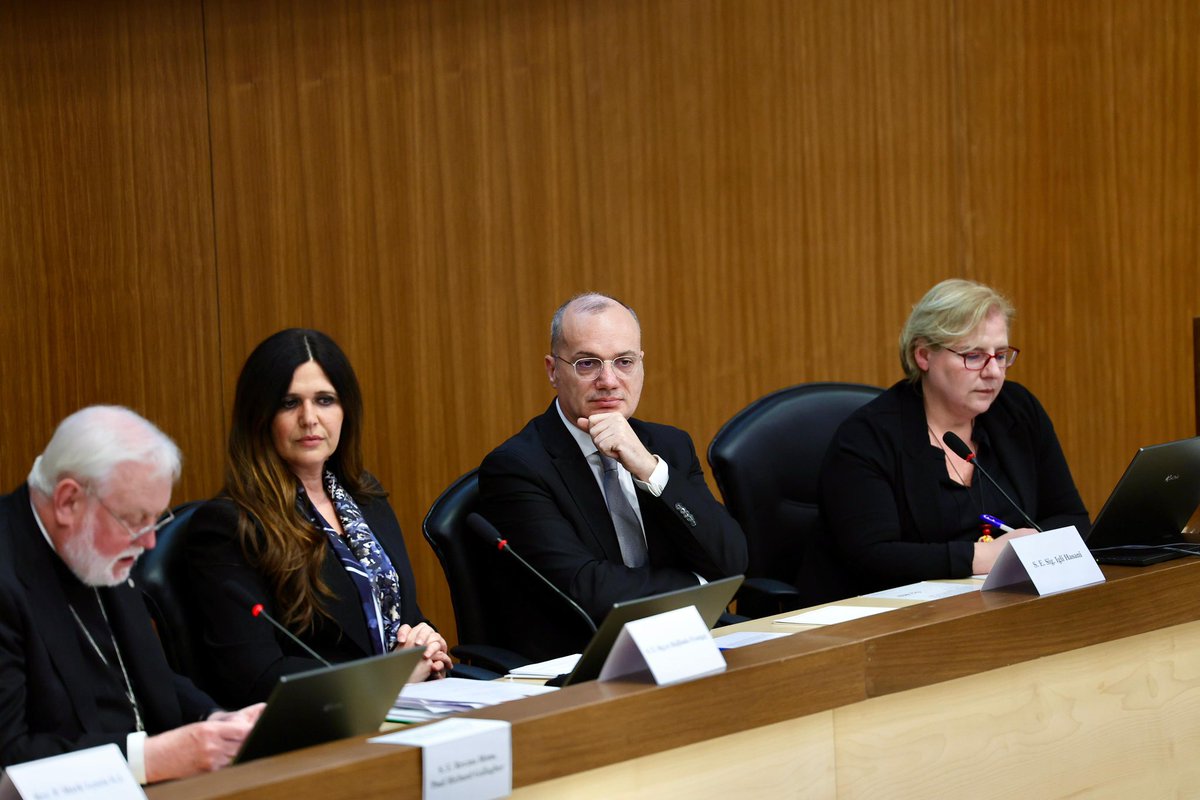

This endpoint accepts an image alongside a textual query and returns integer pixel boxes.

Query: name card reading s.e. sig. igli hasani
[982,525,1105,596]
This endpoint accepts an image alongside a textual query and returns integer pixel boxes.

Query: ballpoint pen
[979,513,1015,533]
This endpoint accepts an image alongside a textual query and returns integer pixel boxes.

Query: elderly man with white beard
[0,405,262,783]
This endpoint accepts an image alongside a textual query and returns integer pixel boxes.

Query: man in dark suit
[479,293,747,660]
[0,406,262,783]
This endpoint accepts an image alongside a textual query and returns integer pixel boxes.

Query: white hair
[27,405,182,496]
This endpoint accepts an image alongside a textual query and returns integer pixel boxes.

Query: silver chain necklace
[68,588,145,732]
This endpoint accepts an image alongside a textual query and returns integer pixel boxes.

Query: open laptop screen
[560,574,743,686]
[1085,436,1200,564]
[234,646,423,764]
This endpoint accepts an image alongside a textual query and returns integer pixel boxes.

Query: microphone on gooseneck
[466,512,598,634]
[941,432,1043,533]
[222,580,333,667]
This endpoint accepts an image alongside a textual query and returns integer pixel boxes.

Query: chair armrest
[736,577,802,617]
[447,663,505,681]
[450,643,531,674]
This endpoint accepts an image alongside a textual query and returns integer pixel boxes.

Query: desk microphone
[942,432,1043,532]
[466,513,598,634]
[223,580,333,667]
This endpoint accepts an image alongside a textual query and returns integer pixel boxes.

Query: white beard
[59,517,144,587]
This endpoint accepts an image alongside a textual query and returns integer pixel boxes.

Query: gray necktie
[600,455,648,568]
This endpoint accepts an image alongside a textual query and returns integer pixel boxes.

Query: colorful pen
[979,514,1015,533]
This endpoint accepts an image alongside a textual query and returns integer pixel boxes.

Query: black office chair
[422,469,533,674]
[708,382,884,615]
[133,501,206,680]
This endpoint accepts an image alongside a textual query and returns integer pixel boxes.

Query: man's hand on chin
[578,413,657,481]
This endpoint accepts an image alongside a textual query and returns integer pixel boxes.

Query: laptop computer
[548,574,743,687]
[234,646,423,764]
[1085,436,1200,566]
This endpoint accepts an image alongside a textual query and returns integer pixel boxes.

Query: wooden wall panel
[199,0,969,636]
[955,0,1200,510]
[3,0,1197,645]
[0,0,221,503]
[199,0,1200,641]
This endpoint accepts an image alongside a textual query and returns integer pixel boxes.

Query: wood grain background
[2,0,1197,644]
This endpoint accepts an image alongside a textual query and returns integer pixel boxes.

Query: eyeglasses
[554,354,642,379]
[945,346,1020,371]
[86,485,174,542]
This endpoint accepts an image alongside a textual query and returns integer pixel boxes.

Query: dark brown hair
[225,328,382,631]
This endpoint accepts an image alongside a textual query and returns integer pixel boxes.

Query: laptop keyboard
[1091,548,1188,566]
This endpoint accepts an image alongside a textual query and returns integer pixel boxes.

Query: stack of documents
[389,678,557,722]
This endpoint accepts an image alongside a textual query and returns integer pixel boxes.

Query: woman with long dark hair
[180,329,449,707]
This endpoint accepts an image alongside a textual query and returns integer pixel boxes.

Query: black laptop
[1085,436,1200,566]
[551,575,743,686]
[234,646,423,764]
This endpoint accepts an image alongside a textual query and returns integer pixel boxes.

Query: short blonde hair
[899,279,1015,382]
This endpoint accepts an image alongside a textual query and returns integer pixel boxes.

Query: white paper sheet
[775,604,897,626]
[864,581,980,601]
[505,654,581,679]
[713,631,791,649]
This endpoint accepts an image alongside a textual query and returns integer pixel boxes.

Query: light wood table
[149,559,1200,799]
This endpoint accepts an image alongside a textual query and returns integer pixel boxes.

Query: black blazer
[478,401,747,660]
[819,380,1090,593]
[0,485,216,768]
[179,489,430,708]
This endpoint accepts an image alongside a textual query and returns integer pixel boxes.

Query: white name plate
[0,744,146,800]
[370,718,511,800]
[982,525,1105,595]
[598,605,726,686]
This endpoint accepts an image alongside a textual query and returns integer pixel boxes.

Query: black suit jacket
[819,380,1090,593]
[478,402,747,660]
[179,491,430,708]
[0,484,216,768]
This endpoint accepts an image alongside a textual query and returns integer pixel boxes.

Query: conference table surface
[147,557,1200,799]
